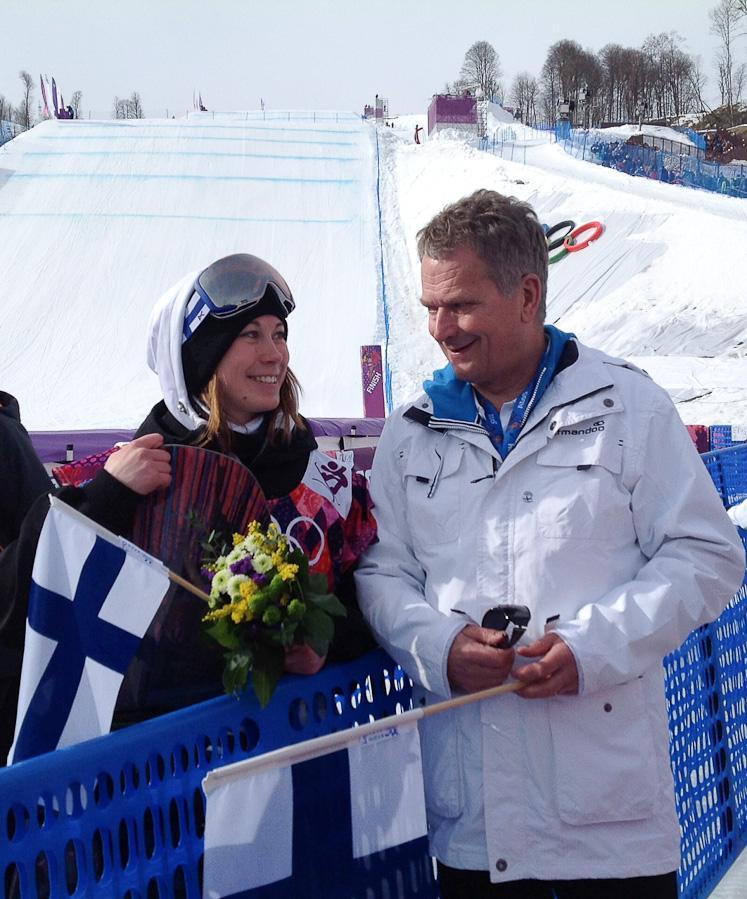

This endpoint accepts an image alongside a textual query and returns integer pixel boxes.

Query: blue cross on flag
[202,719,429,898]
[8,498,169,764]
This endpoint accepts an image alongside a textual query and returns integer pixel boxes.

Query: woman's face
[214,315,289,424]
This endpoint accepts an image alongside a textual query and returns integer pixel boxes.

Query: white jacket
[355,341,744,882]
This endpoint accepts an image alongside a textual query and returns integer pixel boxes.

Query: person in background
[415,123,423,144]
[0,392,51,549]
[355,189,744,899]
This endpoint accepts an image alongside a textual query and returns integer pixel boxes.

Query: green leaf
[251,644,285,708]
[301,606,335,657]
[307,572,329,594]
[206,617,241,650]
[307,592,347,618]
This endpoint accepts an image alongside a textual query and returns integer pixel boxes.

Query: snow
[1,110,746,432]
[598,123,697,147]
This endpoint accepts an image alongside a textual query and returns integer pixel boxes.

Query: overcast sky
[3,0,731,119]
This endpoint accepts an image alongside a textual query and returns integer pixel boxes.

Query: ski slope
[0,112,381,429]
[1,109,747,431]
[380,119,747,425]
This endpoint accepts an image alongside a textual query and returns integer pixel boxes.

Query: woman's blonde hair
[195,367,305,450]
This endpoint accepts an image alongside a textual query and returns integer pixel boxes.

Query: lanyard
[479,326,571,459]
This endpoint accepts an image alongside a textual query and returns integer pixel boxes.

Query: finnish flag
[202,719,428,897]
[8,497,169,764]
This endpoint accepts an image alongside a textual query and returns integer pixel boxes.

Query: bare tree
[0,94,12,124]
[460,41,503,100]
[113,91,145,119]
[16,70,34,130]
[688,55,713,114]
[710,0,745,123]
[70,90,83,119]
[128,91,144,118]
[443,78,469,95]
[540,40,602,125]
[511,72,539,124]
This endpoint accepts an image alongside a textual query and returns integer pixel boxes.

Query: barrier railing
[2,445,747,897]
[559,129,747,199]
[0,650,437,898]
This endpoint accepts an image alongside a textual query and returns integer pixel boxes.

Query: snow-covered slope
[2,111,746,430]
[378,127,747,424]
[0,112,380,429]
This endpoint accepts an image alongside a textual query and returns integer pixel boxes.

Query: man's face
[420,245,542,401]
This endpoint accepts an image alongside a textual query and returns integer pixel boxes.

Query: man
[355,189,744,898]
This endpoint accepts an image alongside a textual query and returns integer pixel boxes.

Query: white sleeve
[354,418,465,699]
[554,390,745,695]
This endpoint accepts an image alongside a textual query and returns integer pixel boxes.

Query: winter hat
[180,254,295,395]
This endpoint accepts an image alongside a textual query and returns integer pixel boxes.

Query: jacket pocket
[534,437,631,543]
[403,440,463,545]
[548,679,659,825]
[418,708,464,818]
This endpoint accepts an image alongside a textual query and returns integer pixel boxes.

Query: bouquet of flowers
[200,521,346,707]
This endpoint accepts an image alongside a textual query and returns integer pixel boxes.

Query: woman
[1,254,376,752]
[123,252,377,710]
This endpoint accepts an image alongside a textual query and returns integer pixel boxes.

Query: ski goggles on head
[182,253,295,342]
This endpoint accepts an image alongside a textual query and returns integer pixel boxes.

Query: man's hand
[104,433,172,495]
[514,633,579,698]
[284,643,326,675]
[447,624,515,693]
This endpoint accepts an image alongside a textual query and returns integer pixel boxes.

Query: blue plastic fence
[710,425,747,452]
[559,129,747,200]
[674,444,747,898]
[2,445,747,898]
[0,650,437,898]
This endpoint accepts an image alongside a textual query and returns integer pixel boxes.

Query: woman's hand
[284,643,326,675]
[104,433,172,495]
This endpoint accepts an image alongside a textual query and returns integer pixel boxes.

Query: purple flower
[252,572,268,585]
[201,567,215,583]
[230,556,255,575]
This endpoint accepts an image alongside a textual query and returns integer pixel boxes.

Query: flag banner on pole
[39,75,50,118]
[202,720,427,898]
[51,77,59,116]
[360,344,385,418]
[8,498,169,764]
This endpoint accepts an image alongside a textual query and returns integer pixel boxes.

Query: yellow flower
[277,562,299,582]
[239,580,258,600]
[203,605,233,622]
[230,598,251,624]
[232,532,244,547]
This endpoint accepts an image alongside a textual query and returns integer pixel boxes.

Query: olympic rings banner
[542,219,605,264]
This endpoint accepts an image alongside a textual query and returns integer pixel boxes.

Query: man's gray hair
[416,189,548,320]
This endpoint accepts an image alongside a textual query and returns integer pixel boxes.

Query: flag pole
[49,496,212,603]
[203,679,523,792]
[168,570,211,603]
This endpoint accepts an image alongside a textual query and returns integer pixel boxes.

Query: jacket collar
[404,341,640,445]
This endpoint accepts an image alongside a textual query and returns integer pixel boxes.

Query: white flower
[226,547,244,565]
[252,553,273,574]
[244,534,261,553]
[227,574,249,600]
[211,569,231,599]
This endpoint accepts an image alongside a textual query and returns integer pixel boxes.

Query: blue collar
[423,326,575,444]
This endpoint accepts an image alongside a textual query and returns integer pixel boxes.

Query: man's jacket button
[603,398,614,407]
[496,859,508,872]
